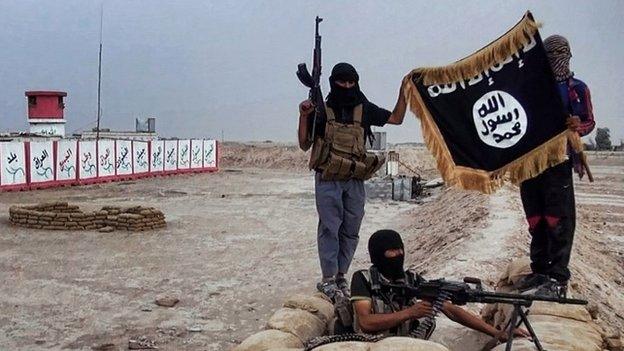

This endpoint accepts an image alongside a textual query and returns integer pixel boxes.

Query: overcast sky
[1,0,622,143]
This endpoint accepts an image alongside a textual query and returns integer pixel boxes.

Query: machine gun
[379,275,587,351]
[296,16,325,145]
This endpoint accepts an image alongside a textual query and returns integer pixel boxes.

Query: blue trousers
[315,172,366,278]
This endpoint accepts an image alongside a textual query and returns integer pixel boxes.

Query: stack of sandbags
[234,294,333,351]
[8,203,166,232]
[9,204,97,230]
[104,208,166,231]
[483,258,604,351]
[314,337,450,350]
[234,294,451,351]
[102,206,121,215]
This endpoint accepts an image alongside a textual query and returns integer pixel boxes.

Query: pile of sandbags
[482,258,606,351]
[234,293,333,351]
[101,206,167,231]
[8,202,166,232]
[309,337,450,350]
[234,293,450,351]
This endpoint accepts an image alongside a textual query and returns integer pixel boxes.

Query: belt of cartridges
[304,333,385,350]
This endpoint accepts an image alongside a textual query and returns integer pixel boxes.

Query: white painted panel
[29,141,55,183]
[190,140,203,169]
[133,141,149,173]
[202,140,217,168]
[78,141,97,179]
[97,139,116,177]
[177,139,191,169]
[150,140,165,173]
[0,142,27,185]
[56,140,77,181]
[115,140,133,175]
[164,140,178,171]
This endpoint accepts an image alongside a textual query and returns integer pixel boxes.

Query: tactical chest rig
[309,104,385,181]
[353,267,435,339]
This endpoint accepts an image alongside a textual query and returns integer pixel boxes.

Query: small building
[25,91,67,137]
[77,128,158,141]
[77,118,158,141]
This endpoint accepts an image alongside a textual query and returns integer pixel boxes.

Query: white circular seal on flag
[472,90,527,149]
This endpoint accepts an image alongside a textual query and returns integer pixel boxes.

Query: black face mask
[326,62,367,110]
[368,229,405,281]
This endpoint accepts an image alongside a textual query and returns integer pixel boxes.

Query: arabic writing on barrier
[192,146,202,165]
[33,149,53,178]
[136,148,147,167]
[7,152,18,164]
[152,147,163,167]
[100,148,114,172]
[180,145,189,166]
[82,152,96,174]
[116,147,131,170]
[166,148,176,166]
[204,144,215,166]
[59,149,75,176]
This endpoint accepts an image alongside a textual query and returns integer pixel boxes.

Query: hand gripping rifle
[382,276,587,351]
[297,16,325,145]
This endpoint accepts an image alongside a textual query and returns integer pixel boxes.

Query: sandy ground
[0,167,417,350]
[0,144,622,350]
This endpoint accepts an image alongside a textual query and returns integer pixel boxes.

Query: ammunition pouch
[309,104,386,181]
[357,267,434,338]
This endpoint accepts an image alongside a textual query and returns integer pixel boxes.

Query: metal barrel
[474,291,588,305]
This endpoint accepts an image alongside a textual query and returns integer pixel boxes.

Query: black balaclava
[368,229,405,281]
[544,35,573,82]
[326,62,368,110]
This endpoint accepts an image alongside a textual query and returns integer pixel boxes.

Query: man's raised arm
[386,84,408,125]
[298,99,314,151]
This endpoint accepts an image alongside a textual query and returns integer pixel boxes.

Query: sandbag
[491,314,603,351]
[283,294,335,323]
[369,337,450,351]
[313,292,332,303]
[480,284,516,329]
[313,341,370,351]
[233,329,303,351]
[267,307,326,343]
[498,257,532,286]
[528,301,592,322]
[487,259,603,351]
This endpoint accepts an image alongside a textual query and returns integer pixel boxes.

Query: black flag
[402,11,582,193]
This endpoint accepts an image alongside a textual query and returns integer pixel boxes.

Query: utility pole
[95,2,104,141]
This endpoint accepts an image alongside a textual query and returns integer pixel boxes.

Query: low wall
[9,202,166,232]
[483,258,617,351]
[0,138,219,192]
[233,293,450,351]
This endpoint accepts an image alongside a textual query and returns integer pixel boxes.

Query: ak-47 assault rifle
[378,273,587,351]
[296,16,325,146]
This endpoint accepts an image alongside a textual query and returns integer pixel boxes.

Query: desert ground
[0,143,622,350]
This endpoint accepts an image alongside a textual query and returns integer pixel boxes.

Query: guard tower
[25,91,67,137]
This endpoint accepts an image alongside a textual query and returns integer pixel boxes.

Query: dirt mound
[219,142,441,179]
[220,142,309,170]
[392,144,440,179]
[400,188,490,276]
